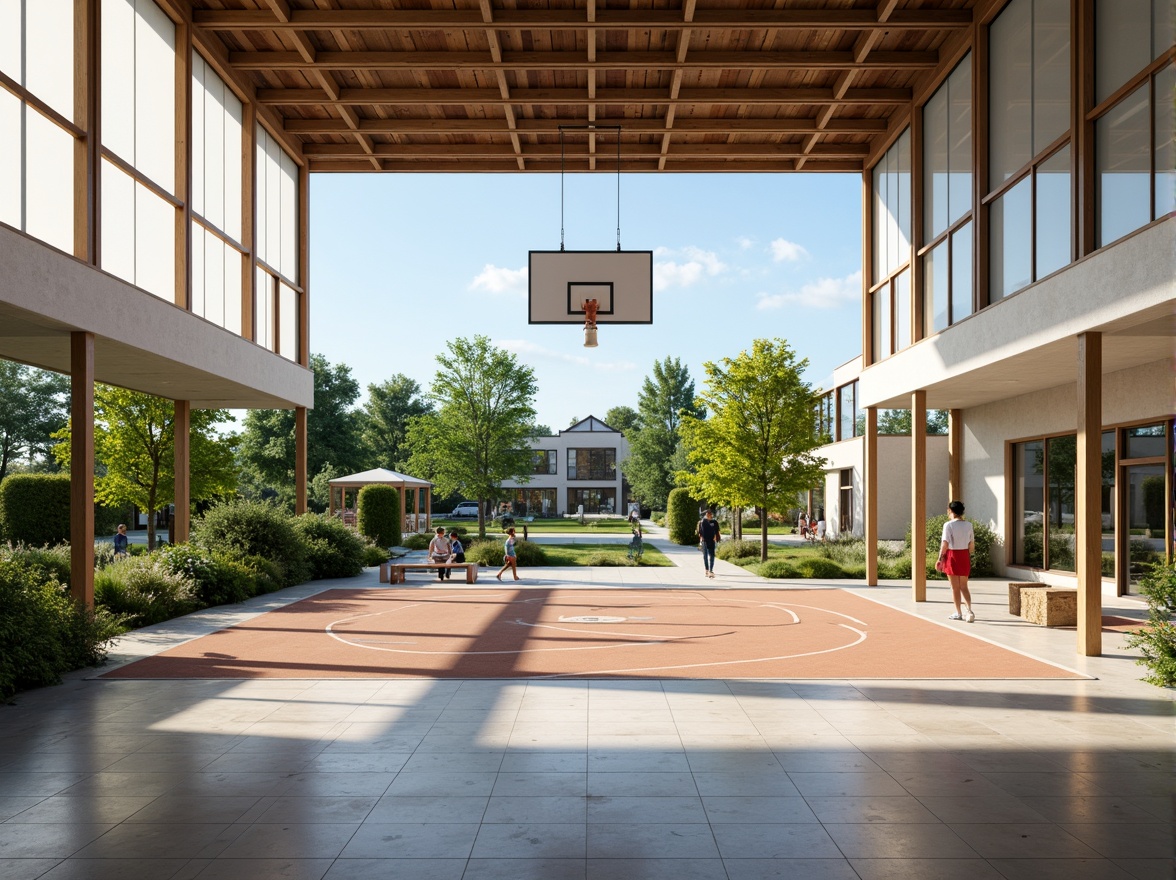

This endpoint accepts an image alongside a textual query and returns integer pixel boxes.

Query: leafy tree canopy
[0,361,70,481]
[622,357,704,510]
[678,339,825,561]
[603,405,640,436]
[361,374,433,471]
[53,386,237,549]
[405,335,538,538]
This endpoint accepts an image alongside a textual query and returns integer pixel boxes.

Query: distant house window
[568,488,616,514]
[838,382,858,441]
[567,448,616,481]
[839,469,853,533]
[532,450,557,475]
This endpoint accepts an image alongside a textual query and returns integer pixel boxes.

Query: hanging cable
[560,129,566,252]
[557,124,623,251]
[616,127,622,251]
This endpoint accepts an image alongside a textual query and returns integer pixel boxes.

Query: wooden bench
[1020,587,1078,626]
[379,561,479,584]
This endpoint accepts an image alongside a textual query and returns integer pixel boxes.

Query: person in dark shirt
[697,509,721,578]
[113,524,129,559]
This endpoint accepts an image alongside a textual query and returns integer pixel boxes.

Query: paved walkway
[0,534,1171,880]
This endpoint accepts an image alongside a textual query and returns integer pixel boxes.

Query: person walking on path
[496,527,520,581]
[428,526,453,582]
[698,508,721,578]
[113,524,129,559]
[938,500,976,623]
[442,530,465,581]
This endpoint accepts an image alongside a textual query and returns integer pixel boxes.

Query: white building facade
[501,417,631,517]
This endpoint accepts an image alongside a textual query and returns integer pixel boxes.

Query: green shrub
[666,488,701,545]
[759,560,801,579]
[888,556,913,579]
[651,511,665,526]
[907,514,998,577]
[0,474,71,546]
[191,499,308,588]
[357,485,401,548]
[464,537,547,567]
[796,557,848,579]
[238,554,286,594]
[402,532,431,551]
[1124,561,1176,687]
[584,551,637,567]
[0,556,125,700]
[842,564,867,579]
[513,540,547,566]
[1,543,72,586]
[716,539,760,560]
[94,556,199,627]
[293,513,365,580]
[155,544,254,607]
[361,540,389,567]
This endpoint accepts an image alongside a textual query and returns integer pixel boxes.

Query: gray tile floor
[1,537,1172,880]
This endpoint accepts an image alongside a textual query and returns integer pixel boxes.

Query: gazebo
[328,468,434,535]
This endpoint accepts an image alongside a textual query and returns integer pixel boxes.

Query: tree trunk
[761,515,769,562]
[146,509,156,551]
[477,500,486,540]
[733,506,742,541]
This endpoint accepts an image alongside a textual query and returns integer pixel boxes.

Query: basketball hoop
[582,298,599,348]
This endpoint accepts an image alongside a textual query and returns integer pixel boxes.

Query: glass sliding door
[1117,422,1169,594]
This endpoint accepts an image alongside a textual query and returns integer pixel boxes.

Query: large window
[567,449,616,481]
[568,488,616,515]
[255,125,300,358]
[838,382,858,441]
[1093,0,1174,248]
[100,0,178,302]
[815,391,835,442]
[531,450,557,475]
[988,0,1072,302]
[191,54,244,334]
[921,56,973,335]
[0,0,77,254]
[838,469,854,534]
[870,130,911,361]
[511,488,556,517]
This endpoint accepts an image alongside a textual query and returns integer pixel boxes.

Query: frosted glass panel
[990,0,1032,182]
[951,223,973,322]
[134,0,175,191]
[894,129,910,273]
[1035,145,1071,277]
[224,249,242,335]
[1034,0,1071,151]
[1155,65,1175,219]
[1097,84,1151,246]
[204,233,224,326]
[0,89,20,230]
[872,163,886,280]
[990,176,1032,300]
[873,287,891,361]
[101,0,136,165]
[223,93,243,240]
[1096,0,1153,103]
[191,56,206,219]
[894,269,910,352]
[924,86,949,239]
[948,57,972,223]
[25,0,74,120]
[190,223,206,318]
[101,158,136,284]
[872,130,910,281]
[0,1,20,85]
[255,267,274,350]
[265,134,281,268]
[279,282,296,361]
[924,241,948,335]
[136,183,175,300]
[24,109,74,253]
[204,72,225,230]
[280,151,297,280]
[255,136,269,265]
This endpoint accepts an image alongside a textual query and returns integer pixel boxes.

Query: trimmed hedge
[0,556,124,700]
[465,537,547,567]
[293,513,366,580]
[358,485,400,548]
[0,473,71,547]
[191,499,309,588]
[716,539,759,560]
[666,488,700,545]
[759,560,801,579]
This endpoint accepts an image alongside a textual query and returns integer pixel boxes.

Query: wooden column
[294,406,308,514]
[414,484,421,533]
[948,409,963,503]
[1074,0,1095,258]
[1077,332,1103,656]
[70,332,95,608]
[426,487,432,532]
[399,482,407,536]
[865,406,879,585]
[297,163,310,366]
[911,391,928,601]
[74,0,97,263]
[173,400,190,543]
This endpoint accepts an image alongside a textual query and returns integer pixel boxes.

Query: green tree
[0,361,70,481]
[623,357,704,510]
[360,374,433,470]
[603,405,641,436]
[53,387,237,549]
[238,354,364,510]
[405,336,538,539]
[678,339,825,562]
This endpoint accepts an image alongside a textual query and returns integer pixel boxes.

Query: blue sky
[310,172,863,430]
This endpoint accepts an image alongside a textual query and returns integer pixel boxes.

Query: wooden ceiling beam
[308,158,866,173]
[301,141,871,159]
[284,116,889,134]
[257,86,913,106]
[195,8,971,32]
[229,49,939,71]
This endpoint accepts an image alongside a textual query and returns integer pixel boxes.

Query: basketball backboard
[528,250,653,324]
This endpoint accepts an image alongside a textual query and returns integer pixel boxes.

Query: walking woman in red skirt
[938,500,976,623]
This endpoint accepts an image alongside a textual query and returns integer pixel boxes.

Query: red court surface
[103,588,1085,681]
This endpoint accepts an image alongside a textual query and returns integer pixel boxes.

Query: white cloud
[769,238,809,262]
[756,269,863,310]
[652,245,727,292]
[736,236,755,250]
[469,264,528,295]
[498,339,638,372]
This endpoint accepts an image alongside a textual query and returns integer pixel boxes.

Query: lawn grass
[722,543,828,569]
[434,517,637,535]
[536,543,672,567]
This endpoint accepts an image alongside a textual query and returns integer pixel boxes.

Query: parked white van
[450,502,481,518]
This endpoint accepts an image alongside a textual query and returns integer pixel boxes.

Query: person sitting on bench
[428,526,454,581]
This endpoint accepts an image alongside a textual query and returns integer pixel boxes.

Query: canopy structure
[328,468,434,535]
